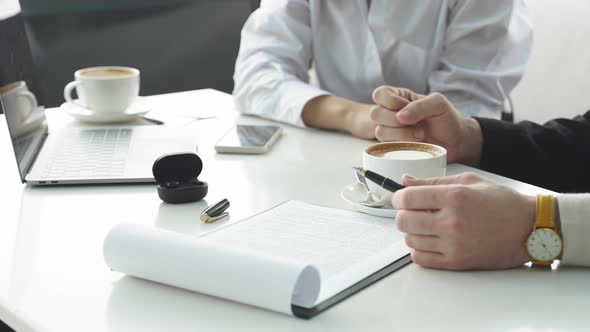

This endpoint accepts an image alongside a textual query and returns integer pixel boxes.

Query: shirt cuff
[557,194,590,266]
[281,81,330,127]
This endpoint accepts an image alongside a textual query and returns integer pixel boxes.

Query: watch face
[526,228,563,261]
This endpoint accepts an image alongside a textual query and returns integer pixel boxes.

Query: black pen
[141,116,164,125]
[353,167,405,193]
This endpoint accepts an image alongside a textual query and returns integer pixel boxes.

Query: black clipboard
[291,254,412,319]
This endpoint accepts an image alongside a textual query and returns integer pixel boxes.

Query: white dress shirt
[559,194,590,266]
[233,0,533,127]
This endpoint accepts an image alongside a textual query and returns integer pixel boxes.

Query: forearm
[301,95,370,133]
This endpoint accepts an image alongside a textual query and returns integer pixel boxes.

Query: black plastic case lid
[152,153,203,182]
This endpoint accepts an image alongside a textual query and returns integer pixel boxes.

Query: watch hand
[541,243,552,256]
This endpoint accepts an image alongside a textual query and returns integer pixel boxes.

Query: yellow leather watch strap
[536,195,555,229]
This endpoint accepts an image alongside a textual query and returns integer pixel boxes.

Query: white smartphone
[214,125,282,154]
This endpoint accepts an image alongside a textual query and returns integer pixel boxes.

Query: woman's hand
[345,103,378,140]
[302,95,377,140]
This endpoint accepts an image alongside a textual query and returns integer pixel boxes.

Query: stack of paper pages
[103,201,410,317]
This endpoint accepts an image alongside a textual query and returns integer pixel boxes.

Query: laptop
[0,12,198,185]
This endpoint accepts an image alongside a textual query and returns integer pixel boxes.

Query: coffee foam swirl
[368,142,444,159]
[80,69,135,77]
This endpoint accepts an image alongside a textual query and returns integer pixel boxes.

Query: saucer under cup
[341,182,397,218]
[61,100,149,124]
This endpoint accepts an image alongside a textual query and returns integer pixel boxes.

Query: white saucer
[341,182,397,218]
[60,101,149,124]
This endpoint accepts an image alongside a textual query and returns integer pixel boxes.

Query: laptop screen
[0,8,48,183]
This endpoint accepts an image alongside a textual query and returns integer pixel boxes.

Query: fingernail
[402,174,416,185]
[413,127,425,139]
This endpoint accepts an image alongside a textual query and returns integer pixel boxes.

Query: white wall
[511,0,590,123]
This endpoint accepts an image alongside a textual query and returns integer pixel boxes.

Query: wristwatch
[526,195,563,266]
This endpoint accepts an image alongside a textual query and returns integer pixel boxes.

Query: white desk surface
[0,89,587,332]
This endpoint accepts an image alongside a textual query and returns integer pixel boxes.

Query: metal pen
[353,167,405,193]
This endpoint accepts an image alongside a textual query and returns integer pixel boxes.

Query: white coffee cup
[1,81,39,125]
[64,66,140,113]
[362,141,447,206]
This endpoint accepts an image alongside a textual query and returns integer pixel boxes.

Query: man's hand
[392,172,536,270]
[370,86,483,166]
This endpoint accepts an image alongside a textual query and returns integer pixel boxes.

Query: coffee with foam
[381,150,433,160]
[80,68,135,78]
[368,142,443,160]
[362,142,447,207]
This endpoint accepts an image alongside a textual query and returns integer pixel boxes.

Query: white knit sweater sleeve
[558,194,590,266]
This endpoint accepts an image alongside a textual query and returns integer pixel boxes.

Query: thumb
[396,92,452,125]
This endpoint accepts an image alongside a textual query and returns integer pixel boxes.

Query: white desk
[0,89,587,332]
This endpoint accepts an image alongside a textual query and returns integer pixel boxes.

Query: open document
[103,201,410,317]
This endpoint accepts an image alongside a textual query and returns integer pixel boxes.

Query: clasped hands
[366,86,537,270]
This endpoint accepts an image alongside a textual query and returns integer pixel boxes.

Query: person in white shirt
[233,0,533,140]
[370,85,590,270]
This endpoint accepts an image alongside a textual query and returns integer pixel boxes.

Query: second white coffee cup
[362,141,447,206]
[1,81,39,125]
[64,66,140,113]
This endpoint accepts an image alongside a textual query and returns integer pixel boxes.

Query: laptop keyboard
[39,128,132,179]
